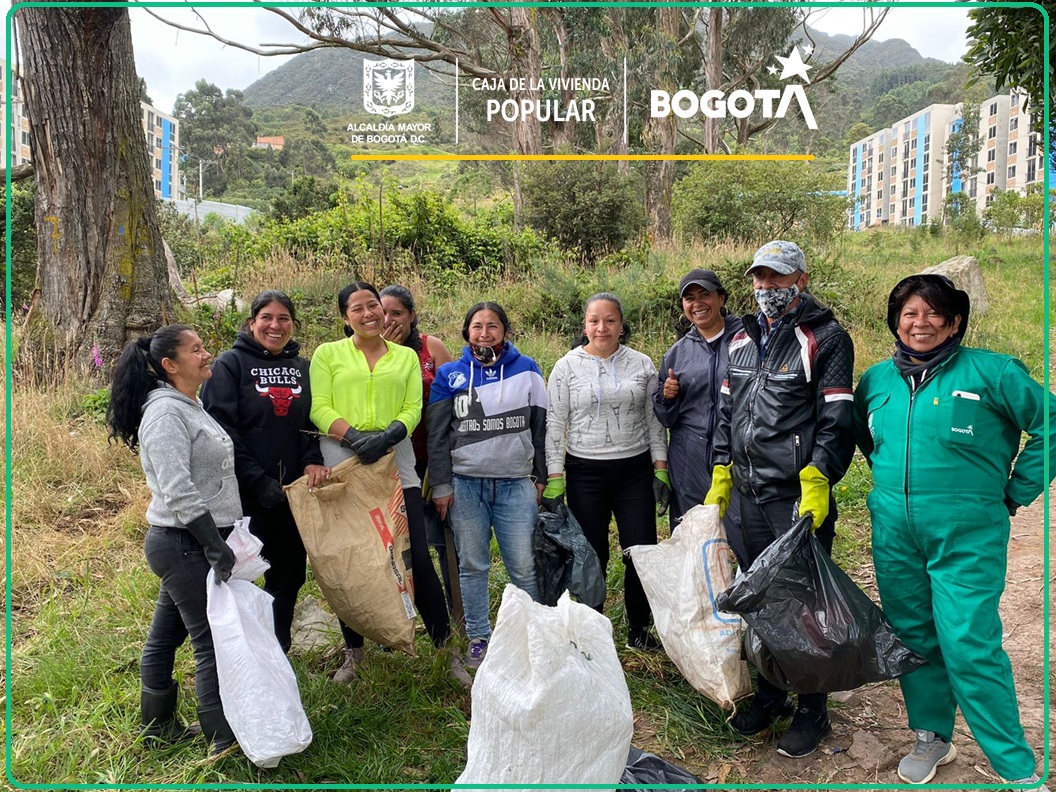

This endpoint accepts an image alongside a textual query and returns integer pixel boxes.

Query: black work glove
[185,512,236,584]
[1004,495,1020,517]
[541,495,565,514]
[257,477,287,509]
[341,427,366,449]
[653,471,671,517]
[351,421,408,465]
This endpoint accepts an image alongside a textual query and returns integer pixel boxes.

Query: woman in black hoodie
[201,290,330,652]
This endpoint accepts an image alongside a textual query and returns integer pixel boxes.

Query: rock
[191,288,248,313]
[846,729,898,771]
[290,596,340,652]
[921,255,990,315]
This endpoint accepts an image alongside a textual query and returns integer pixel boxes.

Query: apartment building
[143,103,180,200]
[849,90,1051,230]
[2,59,33,167]
[1004,89,1049,195]
[2,59,180,199]
[848,104,957,229]
[943,93,1011,216]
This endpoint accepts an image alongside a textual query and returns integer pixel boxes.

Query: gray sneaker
[333,647,365,684]
[1003,773,1050,792]
[464,638,488,671]
[897,730,957,784]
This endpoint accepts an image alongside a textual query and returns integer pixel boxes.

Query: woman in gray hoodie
[106,324,242,755]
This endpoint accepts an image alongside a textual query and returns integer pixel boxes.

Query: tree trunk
[704,8,724,154]
[643,5,679,240]
[508,7,543,155]
[16,7,170,382]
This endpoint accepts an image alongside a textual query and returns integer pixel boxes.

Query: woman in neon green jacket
[310,281,455,684]
[853,274,1054,789]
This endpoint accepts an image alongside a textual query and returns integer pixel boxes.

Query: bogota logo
[650,45,816,129]
[363,58,415,117]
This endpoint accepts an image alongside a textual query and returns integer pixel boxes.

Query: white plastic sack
[206,518,312,768]
[627,504,750,709]
[457,586,633,790]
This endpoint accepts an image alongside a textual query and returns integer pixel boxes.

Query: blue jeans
[449,475,539,640]
[140,525,229,711]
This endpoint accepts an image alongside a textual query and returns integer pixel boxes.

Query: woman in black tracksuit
[201,290,330,652]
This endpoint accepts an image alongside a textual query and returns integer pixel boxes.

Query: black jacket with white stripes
[713,293,855,504]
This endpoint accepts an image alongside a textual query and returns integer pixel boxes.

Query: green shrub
[672,160,847,246]
[520,161,645,263]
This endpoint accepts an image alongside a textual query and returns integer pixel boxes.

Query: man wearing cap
[705,240,855,758]
[653,269,743,547]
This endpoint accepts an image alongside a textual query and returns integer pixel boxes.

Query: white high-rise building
[2,59,179,200]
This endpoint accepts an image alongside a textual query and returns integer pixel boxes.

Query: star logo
[774,46,813,83]
[767,64,779,76]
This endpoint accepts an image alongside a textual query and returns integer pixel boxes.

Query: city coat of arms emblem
[363,58,415,117]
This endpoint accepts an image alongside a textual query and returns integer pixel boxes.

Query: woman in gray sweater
[543,293,669,651]
[106,324,242,755]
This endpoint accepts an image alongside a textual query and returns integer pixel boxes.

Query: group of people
[105,240,1053,790]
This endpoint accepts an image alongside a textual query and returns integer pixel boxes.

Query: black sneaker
[776,706,832,758]
[625,626,663,653]
[729,694,796,736]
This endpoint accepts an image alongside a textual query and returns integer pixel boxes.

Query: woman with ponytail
[106,324,241,755]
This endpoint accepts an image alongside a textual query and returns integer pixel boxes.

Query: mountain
[242,47,451,111]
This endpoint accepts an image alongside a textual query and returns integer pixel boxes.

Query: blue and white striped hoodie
[426,342,547,499]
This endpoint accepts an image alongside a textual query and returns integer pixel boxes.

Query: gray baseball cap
[746,240,807,275]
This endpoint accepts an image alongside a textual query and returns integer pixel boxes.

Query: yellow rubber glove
[703,463,734,518]
[798,465,830,529]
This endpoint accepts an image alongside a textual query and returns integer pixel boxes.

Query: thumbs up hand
[662,368,680,400]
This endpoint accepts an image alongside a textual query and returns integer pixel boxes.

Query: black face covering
[893,336,960,385]
[470,343,504,364]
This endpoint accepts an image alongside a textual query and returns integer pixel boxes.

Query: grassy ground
[4,230,1049,784]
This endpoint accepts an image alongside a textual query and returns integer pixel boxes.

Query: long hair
[337,281,381,338]
[461,301,512,342]
[380,284,423,353]
[573,291,632,349]
[241,290,300,334]
[106,324,194,452]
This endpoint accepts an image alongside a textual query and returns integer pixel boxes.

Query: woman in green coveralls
[853,274,1054,789]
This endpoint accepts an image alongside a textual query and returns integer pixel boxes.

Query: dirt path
[673,490,1053,788]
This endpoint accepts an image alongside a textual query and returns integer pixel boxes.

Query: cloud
[806,4,971,64]
[130,7,301,113]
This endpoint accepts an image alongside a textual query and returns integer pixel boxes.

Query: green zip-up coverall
[853,345,1056,780]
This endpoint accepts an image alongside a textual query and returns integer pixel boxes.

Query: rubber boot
[198,706,237,756]
[140,682,200,745]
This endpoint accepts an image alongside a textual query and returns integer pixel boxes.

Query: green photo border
[4,1,1050,788]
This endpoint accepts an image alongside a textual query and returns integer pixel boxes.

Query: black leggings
[565,451,657,629]
[341,486,451,649]
[736,494,837,714]
[247,501,306,654]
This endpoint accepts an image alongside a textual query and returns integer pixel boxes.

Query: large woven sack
[286,454,417,654]
[457,586,633,789]
[627,504,750,709]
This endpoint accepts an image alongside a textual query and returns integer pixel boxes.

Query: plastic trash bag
[207,518,312,768]
[457,586,633,789]
[627,505,750,708]
[621,746,703,788]
[534,503,606,609]
[715,515,927,693]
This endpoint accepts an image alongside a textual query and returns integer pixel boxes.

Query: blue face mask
[754,285,800,319]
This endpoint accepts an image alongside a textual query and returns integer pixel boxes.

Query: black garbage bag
[715,515,927,693]
[533,504,606,609]
[620,746,703,788]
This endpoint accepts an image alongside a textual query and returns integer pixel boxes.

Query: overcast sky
[130,3,975,115]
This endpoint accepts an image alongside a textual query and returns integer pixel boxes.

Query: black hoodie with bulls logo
[201,332,323,509]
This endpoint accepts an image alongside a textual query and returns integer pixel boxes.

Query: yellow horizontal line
[348,153,815,161]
